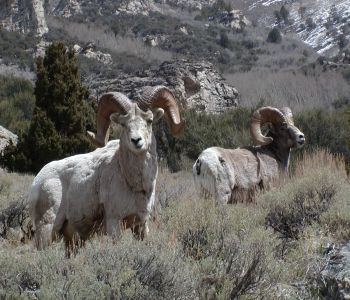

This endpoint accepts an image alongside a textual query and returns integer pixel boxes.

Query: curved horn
[138,86,185,137]
[250,106,287,146]
[87,92,132,147]
[279,107,294,124]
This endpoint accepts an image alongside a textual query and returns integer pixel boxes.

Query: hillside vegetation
[0,1,349,298]
[0,150,349,298]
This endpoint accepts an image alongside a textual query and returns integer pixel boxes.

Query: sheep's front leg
[106,218,123,240]
[131,221,149,240]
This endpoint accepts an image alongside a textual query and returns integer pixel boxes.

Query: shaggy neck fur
[265,140,291,171]
[117,133,158,195]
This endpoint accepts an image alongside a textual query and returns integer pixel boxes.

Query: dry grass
[47,16,173,63]
[0,169,33,210]
[225,69,350,110]
[0,150,349,298]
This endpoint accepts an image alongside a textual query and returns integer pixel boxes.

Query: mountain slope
[235,0,350,56]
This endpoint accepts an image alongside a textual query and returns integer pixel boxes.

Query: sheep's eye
[147,119,153,125]
[280,122,288,130]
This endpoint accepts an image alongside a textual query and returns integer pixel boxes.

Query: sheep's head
[250,106,305,149]
[111,104,163,153]
[87,86,185,153]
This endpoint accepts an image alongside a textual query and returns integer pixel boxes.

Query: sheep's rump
[193,147,234,204]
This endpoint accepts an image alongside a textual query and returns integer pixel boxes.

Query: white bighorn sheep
[193,107,305,204]
[29,86,184,254]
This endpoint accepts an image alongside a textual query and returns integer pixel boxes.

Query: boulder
[0,126,17,153]
[143,35,164,47]
[76,42,113,65]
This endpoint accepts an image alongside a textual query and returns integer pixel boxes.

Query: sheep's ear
[267,123,276,134]
[110,113,127,126]
[152,108,164,123]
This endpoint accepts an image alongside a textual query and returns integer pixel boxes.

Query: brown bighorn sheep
[193,107,305,204]
[29,86,184,254]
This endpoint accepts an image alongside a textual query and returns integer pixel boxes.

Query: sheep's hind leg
[61,221,83,258]
[34,222,53,250]
[33,208,56,250]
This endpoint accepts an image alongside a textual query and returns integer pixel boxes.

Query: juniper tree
[1,42,95,173]
[267,27,282,43]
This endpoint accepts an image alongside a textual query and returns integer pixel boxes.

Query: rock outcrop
[74,42,113,65]
[0,126,18,153]
[116,0,160,16]
[49,0,82,18]
[209,9,251,32]
[166,0,217,11]
[115,0,217,14]
[87,60,239,113]
[319,242,350,299]
[0,0,48,36]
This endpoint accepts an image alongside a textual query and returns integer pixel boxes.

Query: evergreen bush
[0,42,95,173]
[267,27,282,43]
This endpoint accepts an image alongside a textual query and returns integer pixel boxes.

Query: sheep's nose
[298,134,305,145]
[131,137,142,146]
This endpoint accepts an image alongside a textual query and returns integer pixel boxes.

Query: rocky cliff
[1,0,348,56]
[239,0,350,57]
[0,0,48,35]
[87,60,238,113]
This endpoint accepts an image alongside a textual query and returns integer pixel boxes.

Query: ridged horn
[250,106,287,146]
[279,107,294,124]
[138,86,185,137]
[87,92,132,147]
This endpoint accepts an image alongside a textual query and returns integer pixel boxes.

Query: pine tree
[0,42,95,173]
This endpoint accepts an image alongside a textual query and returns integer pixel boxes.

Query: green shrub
[266,183,336,240]
[0,75,35,133]
[0,42,95,173]
[0,30,37,69]
[219,31,230,48]
[295,107,350,165]
[342,68,350,83]
[267,27,282,43]
[0,199,30,240]
[306,17,317,30]
[280,5,290,25]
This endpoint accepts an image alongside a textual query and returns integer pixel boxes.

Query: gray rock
[0,126,17,153]
[79,42,113,65]
[50,0,82,17]
[319,242,350,299]
[87,60,239,113]
[209,9,251,32]
[165,0,217,11]
[117,0,160,15]
[0,0,48,36]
